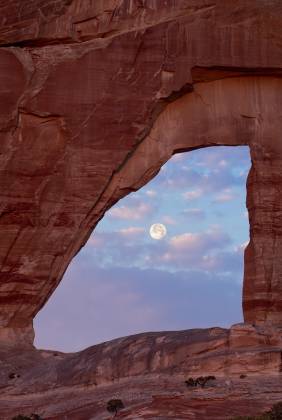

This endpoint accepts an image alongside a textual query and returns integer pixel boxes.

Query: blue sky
[34,146,251,352]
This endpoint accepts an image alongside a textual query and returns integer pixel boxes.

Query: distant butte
[0,1,281,418]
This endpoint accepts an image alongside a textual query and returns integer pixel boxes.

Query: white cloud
[145,189,157,197]
[182,189,203,200]
[108,202,152,220]
[88,235,105,246]
[218,159,228,167]
[170,232,203,250]
[170,153,186,162]
[161,215,176,225]
[118,227,145,237]
[213,188,237,203]
[234,241,249,254]
[154,227,231,268]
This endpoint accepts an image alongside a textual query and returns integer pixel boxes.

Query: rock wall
[1,0,282,340]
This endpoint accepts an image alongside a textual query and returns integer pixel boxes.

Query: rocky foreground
[0,323,281,419]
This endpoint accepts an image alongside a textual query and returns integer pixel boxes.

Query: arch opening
[2,76,282,347]
[34,145,251,352]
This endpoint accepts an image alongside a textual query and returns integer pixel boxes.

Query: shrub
[185,377,196,387]
[106,399,125,415]
[9,373,20,379]
[230,401,282,420]
[185,375,216,388]
[269,401,282,419]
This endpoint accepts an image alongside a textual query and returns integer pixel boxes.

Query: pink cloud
[161,215,177,225]
[182,189,203,200]
[108,202,152,220]
[213,188,237,203]
[118,227,145,237]
[234,241,249,254]
[145,189,157,197]
[154,228,231,268]
[170,153,186,162]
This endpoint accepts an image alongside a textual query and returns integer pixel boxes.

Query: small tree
[268,401,282,419]
[185,375,216,388]
[107,399,125,416]
[231,401,282,419]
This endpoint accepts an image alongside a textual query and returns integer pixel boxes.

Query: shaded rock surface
[0,0,282,418]
[0,0,282,333]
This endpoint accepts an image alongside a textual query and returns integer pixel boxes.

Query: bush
[106,399,125,414]
[269,401,282,419]
[9,373,20,379]
[231,401,282,420]
[185,375,216,388]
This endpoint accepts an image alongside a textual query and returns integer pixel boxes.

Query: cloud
[162,227,229,256]
[161,215,177,225]
[87,222,244,277]
[182,189,203,200]
[218,159,228,167]
[199,251,243,273]
[33,146,250,353]
[86,230,151,269]
[234,241,249,254]
[143,227,239,273]
[145,189,157,197]
[118,227,145,237]
[182,208,206,220]
[213,188,237,203]
[150,146,250,196]
[170,152,186,162]
[108,201,153,220]
[193,146,250,169]
[34,264,243,352]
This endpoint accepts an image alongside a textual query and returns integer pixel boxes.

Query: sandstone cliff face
[1,1,282,418]
[1,0,282,336]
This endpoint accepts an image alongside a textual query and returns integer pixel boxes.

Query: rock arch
[1,1,282,347]
[1,74,282,347]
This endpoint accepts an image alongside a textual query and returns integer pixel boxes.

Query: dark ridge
[0,36,76,49]
[192,66,282,82]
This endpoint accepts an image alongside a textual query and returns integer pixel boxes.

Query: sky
[34,146,251,352]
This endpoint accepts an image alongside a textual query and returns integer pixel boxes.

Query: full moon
[149,223,167,240]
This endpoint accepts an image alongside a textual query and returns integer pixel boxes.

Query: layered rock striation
[1,0,282,336]
[1,324,282,419]
[0,0,282,418]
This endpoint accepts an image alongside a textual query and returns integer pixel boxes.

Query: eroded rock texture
[1,0,282,418]
[1,0,282,336]
[1,324,282,419]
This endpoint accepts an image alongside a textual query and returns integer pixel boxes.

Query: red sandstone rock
[0,0,282,334]
[0,1,282,418]
[0,324,281,419]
